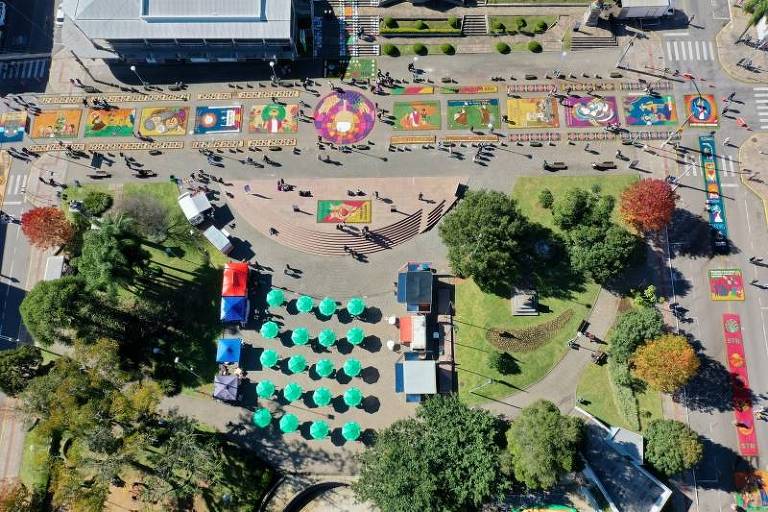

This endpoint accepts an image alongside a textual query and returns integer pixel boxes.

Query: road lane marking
[673,41,680,60]
[688,41,694,59]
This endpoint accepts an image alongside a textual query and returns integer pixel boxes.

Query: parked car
[542,161,568,171]
[55,6,65,26]
[592,161,617,170]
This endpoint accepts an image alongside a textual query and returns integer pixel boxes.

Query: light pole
[174,356,201,380]
[411,56,419,82]
[129,65,149,90]
[269,60,277,83]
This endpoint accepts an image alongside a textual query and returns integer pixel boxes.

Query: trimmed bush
[440,43,456,55]
[382,44,400,57]
[82,191,113,216]
[515,17,527,30]
[491,20,506,33]
[383,17,397,29]
[527,40,543,53]
[486,309,573,352]
[448,16,460,29]
[412,43,427,56]
[488,351,519,375]
[415,20,428,30]
[495,42,511,54]
[534,20,549,33]
[538,189,554,209]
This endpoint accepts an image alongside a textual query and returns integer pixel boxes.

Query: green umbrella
[296,295,314,314]
[310,420,330,440]
[283,382,303,403]
[315,358,335,378]
[256,379,275,399]
[342,421,361,441]
[266,289,285,308]
[291,327,310,346]
[318,329,337,349]
[342,358,362,378]
[312,386,332,407]
[346,297,365,317]
[279,413,299,433]
[259,349,279,368]
[288,354,307,374]
[260,321,279,339]
[344,387,363,407]
[252,408,272,428]
[318,297,337,317]
[346,327,365,346]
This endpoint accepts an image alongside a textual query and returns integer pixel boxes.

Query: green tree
[488,351,518,375]
[439,190,532,294]
[610,307,665,363]
[644,419,703,476]
[538,189,554,209]
[552,188,613,232]
[353,395,507,512]
[75,215,148,293]
[0,345,43,396]
[741,0,768,40]
[81,191,113,217]
[505,400,583,490]
[567,224,641,284]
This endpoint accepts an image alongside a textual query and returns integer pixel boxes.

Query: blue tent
[216,338,242,364]
[221,296,248,323]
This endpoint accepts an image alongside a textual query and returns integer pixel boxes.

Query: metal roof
[63,0,292,41]
[620,0,670,7]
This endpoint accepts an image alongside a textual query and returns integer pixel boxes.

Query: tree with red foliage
[21,207,74,249]
[620,179,677,233]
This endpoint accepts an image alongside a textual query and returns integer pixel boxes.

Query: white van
[203,225,233,255]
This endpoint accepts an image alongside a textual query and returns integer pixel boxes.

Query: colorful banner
[313,90,376,144]
[84,108,135,137]
[31,109,82,138]
[440,85,498,95]
[393,101,441,131]
[138,106,188,137]
[248,104,298,134]
[699,135,728,242]
[326,58,377,81]
[722,314,759,457]
[709,269,745,301]
[0,111,27,142]
[623,95,678,126]
[391,86,434,95]
[194,105,243,135]
[447,99,500,130]
[564,96,619,128]
[735,470,768,510]
[316,200,372,224]
[685,94,719,126]
[506,97,559,129]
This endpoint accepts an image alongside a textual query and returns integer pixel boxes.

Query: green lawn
[19,425,52,493]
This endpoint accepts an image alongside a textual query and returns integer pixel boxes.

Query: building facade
[61,0,297,63]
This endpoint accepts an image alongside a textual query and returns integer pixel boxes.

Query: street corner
[715,14,768,85]
[738,133,768,225]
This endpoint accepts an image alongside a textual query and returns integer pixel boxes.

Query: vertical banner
[722,314,759,457]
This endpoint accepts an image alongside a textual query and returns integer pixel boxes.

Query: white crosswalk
[753,87,768,129]
[664,40,715,62]
[720,154,736,178]
[4,174,28,198]
[0,59,49,80]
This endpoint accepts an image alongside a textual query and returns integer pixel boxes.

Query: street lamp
[269,60,277,83]
[129,65,149,90]
[173,356,201,379]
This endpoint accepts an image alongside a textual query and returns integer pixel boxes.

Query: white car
[55,6,64,25]
[0,3,6,27]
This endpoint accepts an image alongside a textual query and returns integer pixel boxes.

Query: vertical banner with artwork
[685,94,719,126]
[84,108,136,137]
[392,101,441,131]
[722,314,759,457]
[506,97,559,128]
[709,269,745,301]
[316,200,372,224]
[564,96,619,128]
[623,95,678,126]
[446,99,500,130]
[248,104,299,134]
[31,110,82,138]
[194,105,243,134]
[699,135,728,240]
[138,106,189,137]
[0,112,27,142]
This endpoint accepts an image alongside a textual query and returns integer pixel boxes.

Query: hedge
[412,43,428,56]
[448,16,460,29]
[380,27,462,35]
[382,43,400,57]
[528,41,543,53]
[534,20,549,33]
[495,42,511,54]
[608,358,641,430]
[440,43,456,55]
[486,309,573,352]
[415,19,428,30]
[383,17,397,28]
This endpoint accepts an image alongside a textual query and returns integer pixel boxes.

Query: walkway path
[481,287,620,418]
[738,133,768,224]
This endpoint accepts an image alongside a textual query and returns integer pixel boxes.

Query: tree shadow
[526,226,587,301]
[667,208,715,259]
[673,352,746,414]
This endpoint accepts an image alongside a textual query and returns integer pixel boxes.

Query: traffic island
[716,7,768,84]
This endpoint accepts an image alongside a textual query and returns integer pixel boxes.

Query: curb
[738,138,768,227]
[715,19,768,85]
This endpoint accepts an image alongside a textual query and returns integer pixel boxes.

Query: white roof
[203,226,232,253]
[411,315,427,351]
[403,359,437,395]
[621,0,670,6]
[62,0,292,40]
[178,192,211,222]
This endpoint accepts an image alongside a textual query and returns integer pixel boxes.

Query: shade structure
[283,382,303,403]
[259,349,279,368]
[346,297,365,317]
[315,358,335,378]
[318,329,337,349]
[318,297,337,317]
[342,421,361,441]
[213,374,239,402]
[252,408,272,428]
[291,327,310,346]
[256,379,275,399]
[216,338,242,364]
[346,327,365,346]
[287,354,307,374]
[266,289,285,308]
[260,321,279,339]
[296,295,314,313]
[310,420,330,440]
[312,386,332,407]
[343,358,362,378]
[220,296,248,323]
[344,387,363,407]
[279,413,299,433]
[222,262,249,297]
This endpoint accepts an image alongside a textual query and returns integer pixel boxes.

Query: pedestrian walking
[724,137,731,146]
[584,142,590,152]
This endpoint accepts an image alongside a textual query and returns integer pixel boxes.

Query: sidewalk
[738,133,768,225]
[716,6,768,84]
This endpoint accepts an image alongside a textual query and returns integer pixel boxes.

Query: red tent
[222,262,249,297]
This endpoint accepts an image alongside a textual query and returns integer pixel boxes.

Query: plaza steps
[420,200,446,233]
[570,35,618,51]
[348,15,380,36]
[462,14,488,36]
